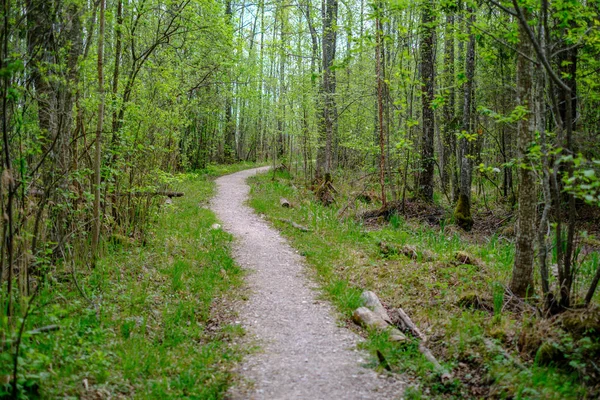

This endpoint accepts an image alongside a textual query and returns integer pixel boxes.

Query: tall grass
[248,170,590,399]
[1,167,253,398]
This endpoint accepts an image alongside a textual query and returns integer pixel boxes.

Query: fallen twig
[275,218,311,232]
[27,325,60,335]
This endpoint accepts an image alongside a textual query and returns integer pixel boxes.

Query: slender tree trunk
[316,0,338,181]
[223,0,235,162]
[277,3,287,159]
[510,9,536,297]
[376,3,387,208]
[442,12,457,202]
[417,1,435,202]
[92,0,106,260]
[454,6,475,231]
[558,43,578,308]
[111,0,123,137]
[1,0,15,317]
[535,11,552,306]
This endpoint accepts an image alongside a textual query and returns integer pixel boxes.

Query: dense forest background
[1,0,600,397]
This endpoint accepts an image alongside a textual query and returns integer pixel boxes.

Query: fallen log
[356,291,452,380]
[396,307,452,381]
[396,308,426,341]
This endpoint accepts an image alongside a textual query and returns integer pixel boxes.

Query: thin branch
[510,0,571,92]
[456,14,538,65]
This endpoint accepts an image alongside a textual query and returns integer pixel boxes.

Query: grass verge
[1,163,261,399]
[248,169,597,399]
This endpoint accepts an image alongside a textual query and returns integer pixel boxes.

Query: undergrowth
[0,163,259,399]
[248,169,597,399]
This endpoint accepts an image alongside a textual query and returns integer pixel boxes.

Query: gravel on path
[211,167,404,400]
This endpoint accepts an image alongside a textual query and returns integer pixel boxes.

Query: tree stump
[280,198,291,208]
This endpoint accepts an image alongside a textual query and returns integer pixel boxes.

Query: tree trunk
[92,0,106,260]
[417,1,435,202]
[315,0,338,181]
[509,9,536,298]
[454,6,475,231]
[442,12,457,202]
[223,0,235,162]
[110,0,123,138]
[376,3,387,208]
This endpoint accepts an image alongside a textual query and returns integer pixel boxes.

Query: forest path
[212,167,404,400]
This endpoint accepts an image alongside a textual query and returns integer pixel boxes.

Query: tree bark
[376,3,387,208]
[442,13,457,202]
[223,0,235,162]
[454,6,475,231]
[510,9,536,297]
[315,0,338,181]
[417,1,435,202]
[92,0,106,260]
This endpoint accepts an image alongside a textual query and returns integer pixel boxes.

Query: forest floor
[212,167,405,399]
[247,168,600,399]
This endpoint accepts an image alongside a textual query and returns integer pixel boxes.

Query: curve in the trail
[211,167,403,400]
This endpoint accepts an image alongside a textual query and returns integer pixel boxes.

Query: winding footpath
[212,167,404,400]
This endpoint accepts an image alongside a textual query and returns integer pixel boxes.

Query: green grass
[0,163,262,399]
[248,169,593,399]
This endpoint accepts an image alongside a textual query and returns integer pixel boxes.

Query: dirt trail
[212,167,403,400]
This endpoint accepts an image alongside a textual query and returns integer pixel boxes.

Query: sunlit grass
[0,165,260,398]
[248,169,591,399]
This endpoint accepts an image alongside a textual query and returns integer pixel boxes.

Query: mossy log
[379,242,435,261]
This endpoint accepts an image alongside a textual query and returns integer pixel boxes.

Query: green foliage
[562,155,600,207]
[0,172,246,398]
[248,170,593,398]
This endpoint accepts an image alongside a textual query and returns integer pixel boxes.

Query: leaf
[583,169,596,178]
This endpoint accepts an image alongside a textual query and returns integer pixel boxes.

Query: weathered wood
[276,218,311,232]
[419,343,452,381]
[396,307,452,381]
[396,307,426,341]
[280,197,291,208]
[352,307,406,342]
[27,324,60,335]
